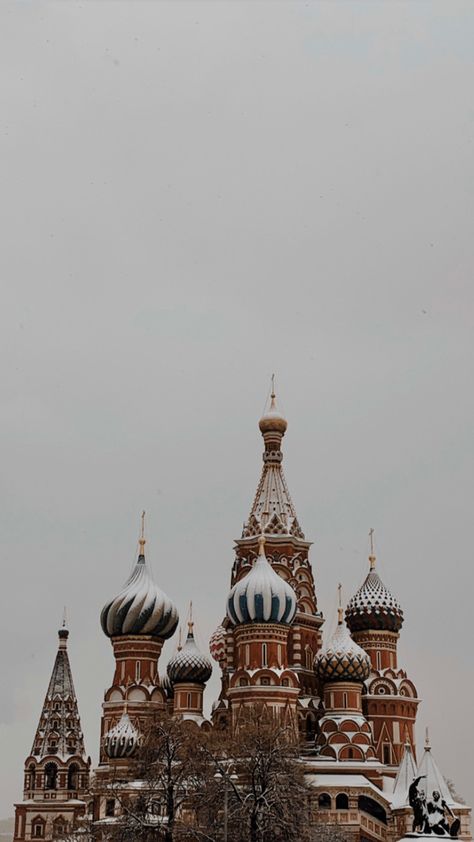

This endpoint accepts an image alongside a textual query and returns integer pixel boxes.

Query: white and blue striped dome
[226,537,297,626]
[100,538,179,640]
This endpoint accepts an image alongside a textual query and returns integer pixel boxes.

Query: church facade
[12,392,471,841]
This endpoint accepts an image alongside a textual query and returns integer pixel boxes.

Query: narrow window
[135,661,141,682]
[245,644,250,668]
[105,799,115,818]
[342,692,348,708]
[262,643,268,667]
[187,692,192,708]
[376,651,382,670]
[383,743,392,765]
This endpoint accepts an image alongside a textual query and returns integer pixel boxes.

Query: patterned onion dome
[315,611,371,683]
[100,537,179,640]
[104,711,140,759]
[209,624,226,663]
[167,623,213,685]
[259,389,288,435]
[226,536,297,626]
[345,555,404,633]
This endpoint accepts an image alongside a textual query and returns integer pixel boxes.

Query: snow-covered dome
[315,612,371,683]
[100,538,179,640]
[159,672,174,699]
[346,556,404,633]
[167,624,213,685]
[209,624,226,663]
[103,710,140,759]
[259,390,287,436]
[226,537,297,626]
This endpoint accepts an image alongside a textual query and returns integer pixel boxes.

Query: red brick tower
[94,514,179,821]
[211,385,323,736]
[225,535,300,733]
[314,589,376,762]
[345,532,420,768]
[13,623,89,842]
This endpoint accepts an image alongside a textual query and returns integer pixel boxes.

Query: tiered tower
[94,515,179,821]
[314,589,376,762]
[212,385,323,736]
[13,624,89,842]
[346,532,419,768]
[225,535,301,732]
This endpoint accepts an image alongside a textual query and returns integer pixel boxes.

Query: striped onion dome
[104,711,140,759]
[167,623,212,685]
[100,537,178,640]
[209,624,226,663]
[226,536,297,626]
[345,555,404,633]
[315,611,371,683]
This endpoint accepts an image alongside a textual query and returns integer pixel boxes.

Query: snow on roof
[305,773,386,799]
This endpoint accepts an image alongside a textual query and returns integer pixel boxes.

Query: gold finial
[425,726,431,750]
[369,528,376,570]
[258,533,266,556]
[139,510,146,554]
[188,600,194,635]
[62,606,67,629]
[177,627,182,652]
[271,372,276,400]
[337,583,344,624]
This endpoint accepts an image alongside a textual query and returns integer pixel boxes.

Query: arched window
[44,762,58,790]
[358,796,387,824]
[336,793,349,810]
[28,763,36,791]
[32,817,45,839]
[318,793,331,810]
[53,817,68,838]
[67,763,79,790]
[305,646,313,670]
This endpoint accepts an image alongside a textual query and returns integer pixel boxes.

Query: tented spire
[392,742,418,807]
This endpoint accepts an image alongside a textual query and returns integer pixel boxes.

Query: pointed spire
[187,601,194,637]
[392,742,418,807]
[177,626,183,651]
[31,625,86,760]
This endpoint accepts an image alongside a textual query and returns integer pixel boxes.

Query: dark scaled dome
[167,621,213,685]
[100,533,179,640]
[315,610,371,683]
[346,555,404,633]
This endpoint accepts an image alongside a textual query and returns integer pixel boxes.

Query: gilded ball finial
[259,376,288,435]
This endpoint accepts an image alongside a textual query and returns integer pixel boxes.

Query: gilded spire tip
[425,726,431,750]
[188,600,194,635]
[369,528,376,570]
[337,583,344,624]
[139,510,146,555]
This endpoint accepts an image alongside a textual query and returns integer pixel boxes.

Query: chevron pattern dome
[315,618,371,683]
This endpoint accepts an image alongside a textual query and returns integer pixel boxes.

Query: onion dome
[100,518,179,640]
[345,551,404,634]
[209,624,226,663]
[103,710,140,759]
[259,382,288,435]
[315,606,371,683]
[167,611,213,685]
[159,672,174,699]
[226,536,297,626]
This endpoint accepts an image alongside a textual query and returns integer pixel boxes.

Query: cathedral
[12,390,471,841]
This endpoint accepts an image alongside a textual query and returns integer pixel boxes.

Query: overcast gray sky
[1,0,473,820]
